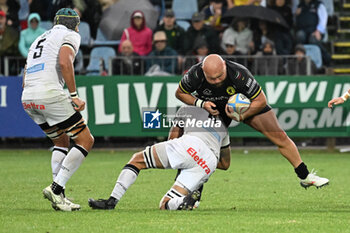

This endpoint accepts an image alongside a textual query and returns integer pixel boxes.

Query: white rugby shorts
[154,134,218,191]
[22,93,76,127]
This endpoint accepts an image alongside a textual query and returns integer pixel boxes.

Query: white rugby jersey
[22,25,81,100]
[174,106,230,159]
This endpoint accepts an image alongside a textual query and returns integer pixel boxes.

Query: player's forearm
[61,62,77,93]
[175,88,196,106]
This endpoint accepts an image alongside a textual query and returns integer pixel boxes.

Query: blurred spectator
[113,40,142,75]
[29,0,52,21]
[149,0,163,18]
[253,39,283,75]
[18,13,45,58]
[222,38,248,66]
[0,10,20,75]
[154,9,186,55]
[250,20,275,55]
[119,10,153,56]
[295,0,327,44]
[184,37,209,71]
[76,0,103,39]
[184,12,221,54]
[223,41,241,56]
[49,0,74,20]
[295,0,330,65]
[227,0,266,7]
[268,0,294,55]
[221,18,252,55]
[202,0,227,32]
[5,0,20,29]
[18,0,30,29]
[269,0,293,28]
[146,31,177,75]
[286,44,316,75]
[98,0,118,11]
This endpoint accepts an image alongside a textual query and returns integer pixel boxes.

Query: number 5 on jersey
[33,39,46,59]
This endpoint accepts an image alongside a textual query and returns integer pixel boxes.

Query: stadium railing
[0,55,314,77]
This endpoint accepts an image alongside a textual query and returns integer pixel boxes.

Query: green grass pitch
[0,149,350,233]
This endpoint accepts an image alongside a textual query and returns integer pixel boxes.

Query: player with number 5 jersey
[21,8,94,211]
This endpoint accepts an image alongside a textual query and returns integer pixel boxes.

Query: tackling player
[21,8,94,211]
[176,54,329,189]
[88,106,230,210]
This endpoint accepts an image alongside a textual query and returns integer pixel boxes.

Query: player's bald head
[202,54,224,71]
[202,54,226,86]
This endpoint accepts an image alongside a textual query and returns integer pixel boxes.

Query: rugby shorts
[154,134,217,191]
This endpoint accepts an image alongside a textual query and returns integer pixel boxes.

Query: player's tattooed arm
[217,146,230,170]
[167,125,184,140]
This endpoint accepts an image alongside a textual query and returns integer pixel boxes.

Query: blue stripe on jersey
[202,126,221,143]
[27,63,45,74]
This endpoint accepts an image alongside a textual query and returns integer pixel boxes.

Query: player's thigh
[153,135,209,170]
[245,110,288,143]
[22,101,69,147]
[42,95,93,150]
[41,123,69,147]
[176,166,212,192]
[128,146,164,169]
[56,113,94,151]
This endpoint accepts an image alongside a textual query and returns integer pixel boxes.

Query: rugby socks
[53,145,88,192]
[294,162,309,179]
[165,189,186,210]
[111,164,140,201]
[51,146,68,180]
[51,181,63,195]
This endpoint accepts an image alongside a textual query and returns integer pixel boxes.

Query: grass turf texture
[0,149,349,233]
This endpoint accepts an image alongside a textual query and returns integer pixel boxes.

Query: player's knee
[128,152,146,170]
[87,133,94,147]
[53,134,70,147]
[159,196,170,210]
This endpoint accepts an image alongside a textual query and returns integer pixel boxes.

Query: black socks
[294,162,309,180]
[51,181,63,195]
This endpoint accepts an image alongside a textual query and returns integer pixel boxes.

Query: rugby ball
[227,93,251,115]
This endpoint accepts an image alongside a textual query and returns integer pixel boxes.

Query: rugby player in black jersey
[176,54,329,189]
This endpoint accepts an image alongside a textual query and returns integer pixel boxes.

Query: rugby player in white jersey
[88,106,231,210]
[21,8,94,211]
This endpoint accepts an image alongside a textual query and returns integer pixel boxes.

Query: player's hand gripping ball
[226,93,251,121]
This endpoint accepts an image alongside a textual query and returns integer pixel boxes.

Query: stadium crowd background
[0,0,344,77]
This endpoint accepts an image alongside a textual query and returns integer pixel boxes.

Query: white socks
[54,145,88,187]
[163,188,185,210]
[111,164,140,200]
[51,146,68,179]
[166,196,186,210]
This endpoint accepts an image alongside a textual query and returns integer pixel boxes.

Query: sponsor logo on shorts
[186,147,211,175]
[22,102,46,110]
